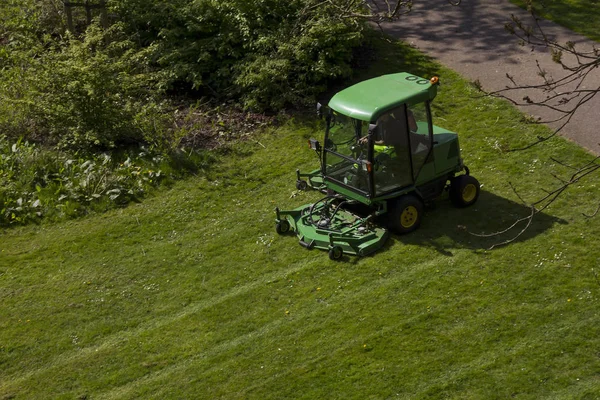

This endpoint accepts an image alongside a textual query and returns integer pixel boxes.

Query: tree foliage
[110,0,367,109]
[0,0,375,149]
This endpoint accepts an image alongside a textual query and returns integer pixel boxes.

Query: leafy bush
[1,0,367,150]
[0,0,369,226]
[0,22,170,150]
[110,0,366,110]
[0,135,206,226]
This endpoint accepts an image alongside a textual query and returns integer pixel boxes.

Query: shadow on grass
[391,190,565,255]
[285,190,564,263]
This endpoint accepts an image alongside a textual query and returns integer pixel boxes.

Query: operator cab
[323,100,434,201]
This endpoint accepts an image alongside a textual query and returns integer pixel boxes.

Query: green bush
[0,135,195,226]
[110,0,367,110]
[1,0,368,149]
[0,22,170,150]
[0,0,370,226]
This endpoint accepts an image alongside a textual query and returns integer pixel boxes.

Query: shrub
[0,0,370,226]
[0,22,169,150]
[110,0,367,110]
[0,135,187,226]
[1,0,368,147]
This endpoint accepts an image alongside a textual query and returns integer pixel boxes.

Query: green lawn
[1,36,599,399]
[510,0,600,42]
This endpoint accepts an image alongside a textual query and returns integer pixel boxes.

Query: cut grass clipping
[1,35,599,399]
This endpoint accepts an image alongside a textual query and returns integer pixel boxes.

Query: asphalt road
[377,0,600,155]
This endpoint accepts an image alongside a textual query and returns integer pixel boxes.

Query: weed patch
[0,136,217,226]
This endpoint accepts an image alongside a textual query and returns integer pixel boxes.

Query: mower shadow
[385,190,565,256]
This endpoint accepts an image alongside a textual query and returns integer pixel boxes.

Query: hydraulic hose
[306,195,338,227]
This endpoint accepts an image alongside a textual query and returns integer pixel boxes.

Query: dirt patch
[173,104,277,150]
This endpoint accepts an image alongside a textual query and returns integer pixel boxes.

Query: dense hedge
[111,0,365,109]
[0,0,367,150]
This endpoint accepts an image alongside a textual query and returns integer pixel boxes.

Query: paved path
[378,0,600,155]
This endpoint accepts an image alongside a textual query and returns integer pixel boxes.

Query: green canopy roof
[328,73,438,122]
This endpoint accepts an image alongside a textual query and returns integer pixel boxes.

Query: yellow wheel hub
[462,183,477,203]
[400,205,418,228]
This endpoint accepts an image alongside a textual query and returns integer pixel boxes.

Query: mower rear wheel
[276,220,290,234]
[296,180,308,191]
[328,246,343,261]
[450,175,480,207]
[389,194,424,234]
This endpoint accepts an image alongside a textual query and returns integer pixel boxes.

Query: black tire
[450,175,480,207]
[328,246,343,260]
[389,194,424,234]
[276,220,290,234]
[296,180,308,191]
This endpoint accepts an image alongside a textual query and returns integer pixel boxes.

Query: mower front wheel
[450,175,480,207]
[296,180,308,191]
[276,220,291,234]
[389,194,424,234]
[328,246,343,261]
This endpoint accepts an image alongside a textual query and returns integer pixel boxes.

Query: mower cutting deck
[276,196,388,259]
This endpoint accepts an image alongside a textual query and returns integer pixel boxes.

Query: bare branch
[509,181,529,205]
[316,1,461,23]
[467,5,599,247]
[483,6,600,151]
[533,157,600,213]
[469,205,535,250]
[583,203,600,218]
[469,156,600,249]
[550,157,578,171]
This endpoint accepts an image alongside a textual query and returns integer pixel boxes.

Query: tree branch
[482,6,600,151]
[316,1,461,23]
[469,156,600,249]
[583,203,600,218]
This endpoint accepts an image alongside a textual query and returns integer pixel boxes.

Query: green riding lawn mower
[275,73,480,260]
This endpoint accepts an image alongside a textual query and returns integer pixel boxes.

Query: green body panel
[328,73,438,122]
[414,161,436,186]
[298,168,325,189]
[432,126,462,176]
[412,125,462,185]
[323,180,372,205]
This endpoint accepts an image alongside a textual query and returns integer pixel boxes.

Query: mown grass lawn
[1,35,599,399]
[509,0,600,42]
